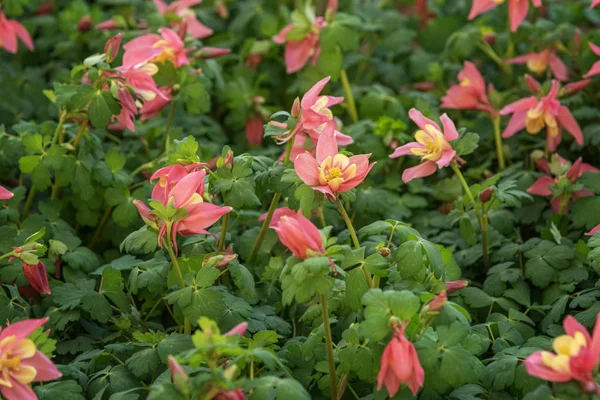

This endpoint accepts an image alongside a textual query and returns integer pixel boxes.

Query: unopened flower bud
[378,247,391,257]
[77,16,93,32]
[425,290,447,312]
[104,33,124,63]
[483,32,496,45]
[445,280,468,294]
[479,187,494,203]
[168,355,189,389]
[291,97,301,119]
[223,322,248,337]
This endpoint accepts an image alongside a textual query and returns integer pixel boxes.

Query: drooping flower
[468,0,543,32]
[0,318,62,400]
[528,155,598,214]
[506,49,568,81]
[295,127,374,199]
[21,261,51,295]
[389,109,459,183]
[441,61,497,115]
[584,42,600,78]
[265,208,325,259]
[153,0,213,39]
[273,16,327,74]
[524,314,600,394]
[140,86,173,121]
[122,28,189,69]
[0,186,13,200]
[446,280,468,294]
[500,80,583,152]
[269,76,353,147]
[0,11,34,53]
[378,321,424,397]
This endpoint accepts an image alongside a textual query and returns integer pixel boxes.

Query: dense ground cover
[4,0,600,399]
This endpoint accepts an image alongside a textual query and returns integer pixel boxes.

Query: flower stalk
[320,294,338,400]
[340,68,358,123]
[492,116,506,170]
[163,228,190,334]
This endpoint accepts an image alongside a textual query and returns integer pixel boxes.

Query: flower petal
[556,106,583,145]
[402,161,437,183]
[295,153,321,186]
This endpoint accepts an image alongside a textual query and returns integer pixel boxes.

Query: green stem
[320,294,338,400]
[218,213,229,252]
[317,206,326,228]
[450,162,475,203]
[50,111,67,146]
[72,117,89,149]
[90,206,113,250]
[481,214,490,270]
[335,199,373,288]
[249,357,255,380]
[477,41,510,75]
[163,101,177,155]
[249,138,295,260]
[163,231,190,335]
[340,69,358,123]
[21,187,37,221]
[492,116,506,170]
[0,251,15,261]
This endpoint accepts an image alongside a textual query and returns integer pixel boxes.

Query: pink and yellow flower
[0,318,62,400]
[525,314,600,394]
[378,321,424,397]
[506,49,568,81]
[295,127,374,199]
[468,0,542,32]
[141,86,173,121]
[441,61,497,115]
[500,80,583,152]
[0,12,34,54]
[273,17,326,74]
[122,28,189,69]
[153,0,213,39]
[528,155,598,214]
[266,208,325,259]
[389,109,459,183]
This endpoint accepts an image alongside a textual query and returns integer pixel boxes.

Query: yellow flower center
[526,106,559,137]
[410,124,449,162]
[460,78,471,87]
[318,154,357,192]
[152,40,177,64]
[541,331,588,374]
[527,56,548,75]
[493,0,505,3]
[312,97,333,120]
[0,336,38,387]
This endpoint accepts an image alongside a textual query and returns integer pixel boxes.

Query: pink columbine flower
[500,80,583,152]
[389,109,459,183]
[273,17,326,74]
[0,318,62,400]
[0,12,34,53]
[506,49,568,81]
[245,116,263,146]
[378,321,425,397]
[153,0,213,39]
[223,322,248,337]
[160,170,232,247]
[266,207,325,259]
[524,314,600,394]
[441,61,497,115]
[0,186,13,200]
[122,28,189,69]
[446,280,468,294]
[141,86,173,121]
[295,127,374,199]
[149,163,202,205]
[584,42,600,78]
[271,76,353,147]
[528,156,598,214]
[468,0,542,32]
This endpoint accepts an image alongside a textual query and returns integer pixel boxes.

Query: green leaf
[120,227,159,255]
[452,132,479,157]
[35,381,86,400]
[89,91,121,128]
[125,348,161,378]
[345,268,369,312]
[63,247,100,272]
[105,148,126,173]
[483,355,518,390]
[101,267,131,313]
[394,240,424,278]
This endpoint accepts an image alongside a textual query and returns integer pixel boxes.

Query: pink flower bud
[479,187,494,203]
[77,16,93,32]
[445,280,468,294]
[223,322,248,337]
[22,261,51,295]
[104,33,124,63]
[168,355,189,386]
[524,74,541,94]
[426,290,447,312]
[291,97,301,119]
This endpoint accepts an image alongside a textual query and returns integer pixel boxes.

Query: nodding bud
[378,247,391,257]
[479,187,494,203]
[22,261,51,295]
[77,16,93,32]
[196,47,231,59]
[223,149,234,167]
[104,33,124,63]
[445,280,468,294]
[223,322,248,337]
[482,32,496,45]
[524,74,542,94]
[214,0,229,19]
[425,291,447,312]
[168,356,189,388]
[291,97,301,119]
